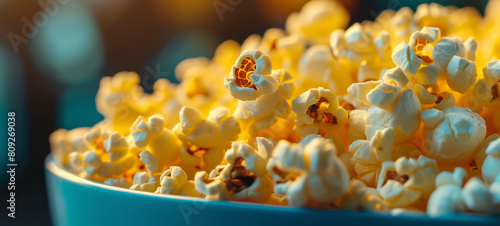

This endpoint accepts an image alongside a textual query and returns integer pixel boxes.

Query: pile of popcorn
[50,0,500,216]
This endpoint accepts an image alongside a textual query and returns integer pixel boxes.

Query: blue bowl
[45,154,500,226]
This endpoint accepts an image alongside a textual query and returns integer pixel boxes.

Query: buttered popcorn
[50,0,500,217]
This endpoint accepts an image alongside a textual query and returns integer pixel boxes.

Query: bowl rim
[44,153,500,222]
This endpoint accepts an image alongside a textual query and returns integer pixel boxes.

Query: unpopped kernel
[49,0,500,217]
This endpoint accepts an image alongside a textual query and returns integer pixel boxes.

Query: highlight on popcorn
[49,0,500,216]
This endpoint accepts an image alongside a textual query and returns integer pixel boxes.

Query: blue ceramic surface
[45,154,500,226]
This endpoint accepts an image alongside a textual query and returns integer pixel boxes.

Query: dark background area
[0,0,489,225]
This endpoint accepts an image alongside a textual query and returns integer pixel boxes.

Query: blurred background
[0,0,490,224]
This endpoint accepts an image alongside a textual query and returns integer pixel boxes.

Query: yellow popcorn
[347,81,382,107]
[267,137,349,207]
[330,23,375,65]
[364,83,422,143]
[434,91,455,109]
[336,179,388,211]
[224,50,275,101]
[377,156,439,209]
[234,69,294,137]
[292,87,348,140]
[176,106,240,178]
[471,134,500,176]
[212,40,241,71]
[285,0,349,44]
[349,128,394,187]
[218,141,273,203]
[482,137,500,184]
[421,107,486,163]
[156,166,201,197]
[194,171,230,200]
[130,114,181,168]
[174,57,232,116]
[82,128,136,180]
[446,55,477,94]
[130,171,158,192]
[414,3,450,35]
[389,7,418,46]
[96,72,174,135]
[49,127,90,171]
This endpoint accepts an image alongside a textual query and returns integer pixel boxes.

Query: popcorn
[427,167,467,216]
[428,167,493,216]
[377,156,439,208]
[176,106,240,178]
[218,141,273,203]
[49,127,90,171]
[364,83,422,143]
[432,37,466,74]
[349,128,395,187]
[224,50,275,101]
[82,128,136,180]
[267,137,349,207]
[391,42,422,77]
[421,107,486,163]
[233,69,294,136]
[156,166,201,197]
[49,0,500,216]
[292,87,348,139]
[96,72,173,135]
[446,55,477,94]
[130,114,181,168]
[330,23,375,64]
[285,0,349,44]
[336,179,388,211]
[482,137,500,184]
[483,60,500,82]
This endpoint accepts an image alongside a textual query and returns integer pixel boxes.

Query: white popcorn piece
[130,114,181,167]
[348,109,367,142]
[217,141,273,203]
[130,171,158,192]
[330,23,374,64]
[357,60,379,82]
[298,45,334,83]
[461,177,493,213]
[427,182,465,216]
[157,166,201,197]
[82,128,136,180]
[463,37,478,61]
[224,50,276,101]
[483,60,500,82]
[267,138,349,207]
[434,91,455,109]
[349,128,395,187]
[408,27,441,64]
[446,55,477,94]
[391,41,422,77]
[336,179,388,211]
[432,37,466,74]
[413,83,438,104]
[176,106,240,178]
[482,137,500,184]
[381,67,409,88]
[490,174,500,213]
[234,69,294,136]
[347,81,382,106]
[422,107,486,163]
[377,156,439,208]
[194,171,230,200]
[292,87,348,138]
[365,83,422,143]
